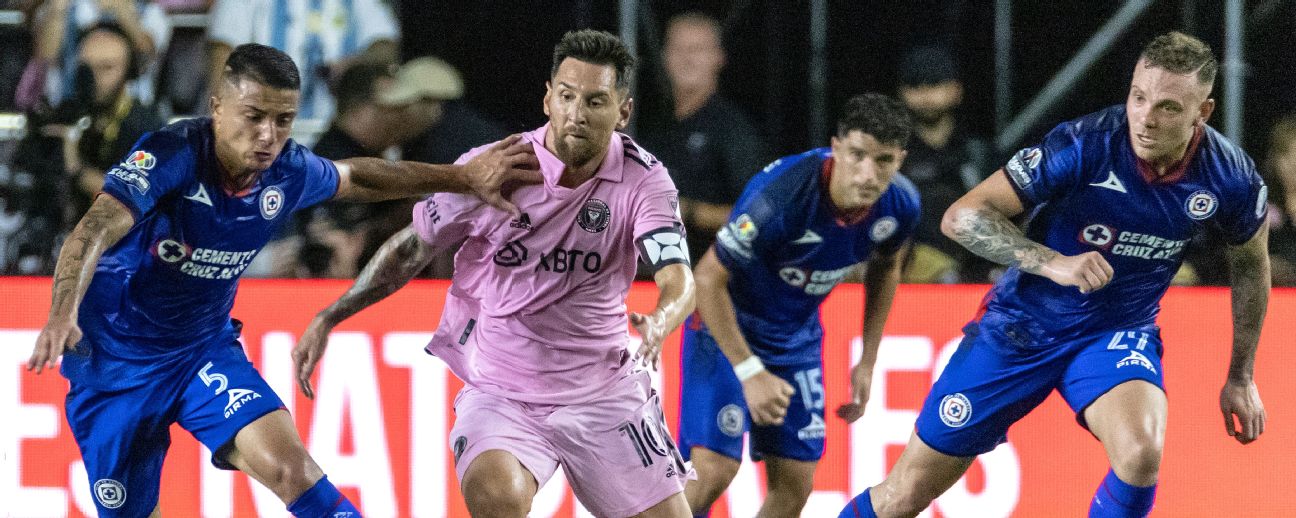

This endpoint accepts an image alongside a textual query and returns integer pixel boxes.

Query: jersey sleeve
[1214,160,1267,246]
[411,193,487,253]
[1001,121,1086,208]
[100,131,193,220]
[291,146,341,210]
[632,166,690,271]
[872,179,922,256]
[411,148,490,252]
[713,188,787,271]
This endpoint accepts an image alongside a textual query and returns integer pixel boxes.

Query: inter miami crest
[578,198,611,233]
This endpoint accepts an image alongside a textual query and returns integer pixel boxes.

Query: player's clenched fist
[742,370,795,426]
[1041,250,1114,294]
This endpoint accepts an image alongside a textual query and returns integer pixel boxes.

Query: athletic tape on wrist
[733,355,766,381]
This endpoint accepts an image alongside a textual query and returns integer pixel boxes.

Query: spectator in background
[389,56,505,166]
[639,11,770,266]
[206,0,399,122]
[258,61,405,278]
[50,23,164,216]
[894,44,994,284]
[18,0,170,111]
[1260,115,1296,286]
[381,56,505,277]
[7,21,163,274]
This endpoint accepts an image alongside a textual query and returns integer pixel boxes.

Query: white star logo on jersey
[184,183,213,206]
[1089,171,1127,193]
[791,229,822,245]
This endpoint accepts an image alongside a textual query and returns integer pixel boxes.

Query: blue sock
[287,476,363,518]
[1090,469,1156,518]
[838,488,878,518]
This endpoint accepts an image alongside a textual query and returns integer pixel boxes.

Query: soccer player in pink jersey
[294,30,697,517]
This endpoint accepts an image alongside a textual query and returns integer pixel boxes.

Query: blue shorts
[65,339,285,516]
[914,323,1166,457]
[677,325,826,463]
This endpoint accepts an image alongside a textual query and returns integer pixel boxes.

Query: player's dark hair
[1140,31,1217,87]
[551,29,636,92]
[222,43,300,91]
[837,93,913,147]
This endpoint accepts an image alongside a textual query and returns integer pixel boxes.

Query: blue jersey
[63,118,339,390]
[712,148,920,365]
[985,105,1266,345]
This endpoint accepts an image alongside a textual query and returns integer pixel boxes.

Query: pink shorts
[450,371,694,517]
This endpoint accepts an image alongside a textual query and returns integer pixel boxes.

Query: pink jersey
[414,124,687,404]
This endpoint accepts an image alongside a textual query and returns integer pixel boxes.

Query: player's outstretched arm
[27,194,135,373]
[693,248,794,426]
[943,170,1114,293]
[332,134,541,215]
[837,244,906,423]
[1220,223,1270,444]
[630,262,695,371]
[293,225,435,398]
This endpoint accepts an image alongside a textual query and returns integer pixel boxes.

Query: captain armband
[635,224,690,272]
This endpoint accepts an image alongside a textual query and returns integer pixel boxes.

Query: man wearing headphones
[46,22,165,221]
[8,21,165,274]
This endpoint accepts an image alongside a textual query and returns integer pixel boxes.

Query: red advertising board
[2,277,1294,516]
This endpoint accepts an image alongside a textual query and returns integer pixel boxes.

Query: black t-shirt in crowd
[638,94,770,264]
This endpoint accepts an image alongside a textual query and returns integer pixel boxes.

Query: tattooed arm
[941,170,1113,293]
[1220,223,1270,444]
[27,195,136,373]
[292,225,436,398]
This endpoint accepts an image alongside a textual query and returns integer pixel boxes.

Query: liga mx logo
[125,150,156,171]
[260,186,285,220]
[94,479,127,509]
[939,393,972,428]
[1184,190,1218,220]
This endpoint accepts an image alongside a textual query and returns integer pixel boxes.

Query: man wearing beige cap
[381,56,506,166]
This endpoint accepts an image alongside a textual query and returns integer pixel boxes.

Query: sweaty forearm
[695,274,758,365]
[860,254,901,367]
[317,226,433,325]
[50,197,133,319]
[337,158,467,202]
[945,206,1058,274]
[1227,250,1269,382]
[653,273,695,336]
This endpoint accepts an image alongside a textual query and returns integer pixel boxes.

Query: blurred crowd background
[0,0,1293,285]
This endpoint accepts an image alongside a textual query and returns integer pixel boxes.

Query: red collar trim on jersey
[1136,124,1203,185]
[820,157,872,226]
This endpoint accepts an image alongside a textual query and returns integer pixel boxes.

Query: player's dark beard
[554,132,598,169]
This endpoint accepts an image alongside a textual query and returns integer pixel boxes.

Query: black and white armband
[635,224,691,272]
